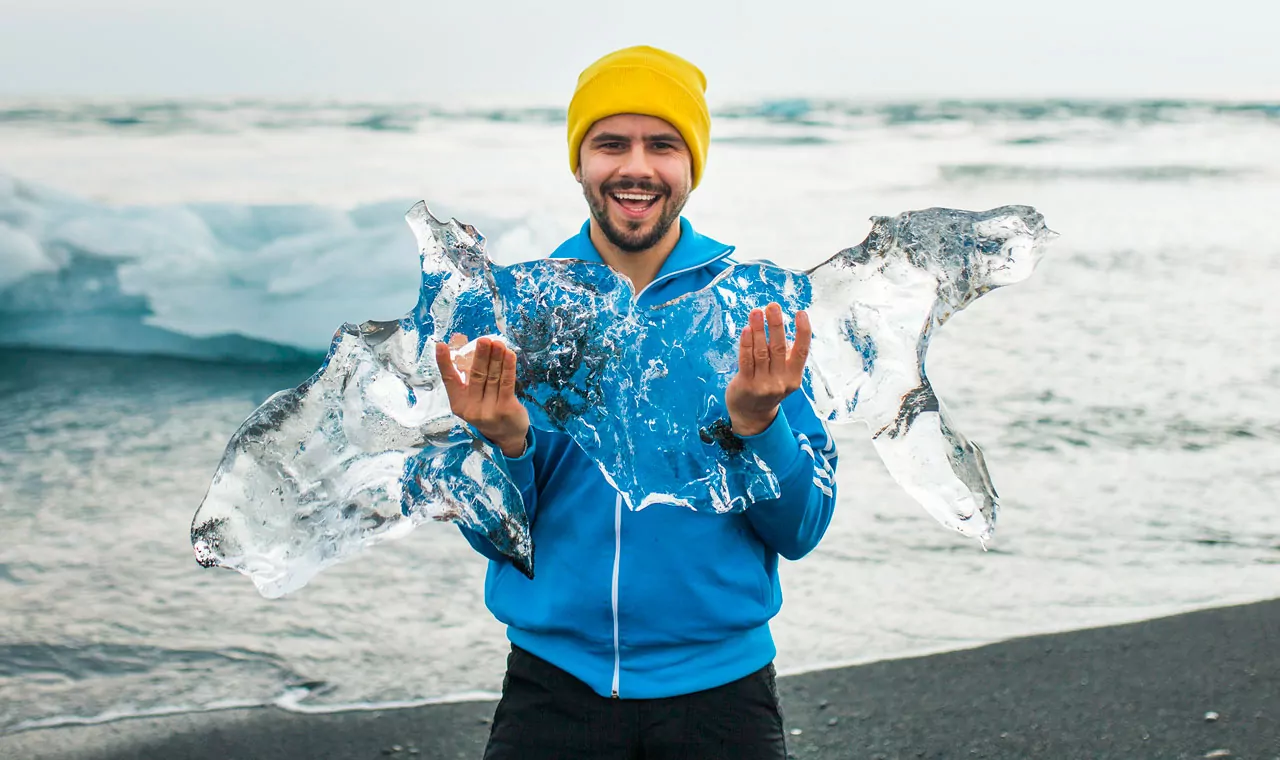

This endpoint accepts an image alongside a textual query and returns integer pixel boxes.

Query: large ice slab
[192,203,1052,596]
[190,314,532,599]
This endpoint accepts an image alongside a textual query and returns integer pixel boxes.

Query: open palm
[725,303,812,437]
[434,335,530,457]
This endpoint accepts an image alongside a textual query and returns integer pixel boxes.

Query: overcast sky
[1,0,1276,103]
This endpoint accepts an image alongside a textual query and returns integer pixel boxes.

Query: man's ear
[574,165,583,184]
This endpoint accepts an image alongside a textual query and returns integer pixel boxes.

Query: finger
[482,341,506,403]
[433,342,464,407]
[468,337,492,405]
[750,308,770,368]
[499,345,519,395]
[765,303,788,371]
[737,323,755,379]
[456,351,474,377]
[788,309,812,379]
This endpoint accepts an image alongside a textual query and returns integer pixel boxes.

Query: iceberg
[192,202,1053,597]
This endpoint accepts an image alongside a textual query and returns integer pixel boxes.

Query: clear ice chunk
[190,215,534,599]
[192,202,1052,596]
[802,208,1052,537]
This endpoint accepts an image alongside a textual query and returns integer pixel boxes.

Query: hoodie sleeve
[738,391,840,560]
[458,428,540,562]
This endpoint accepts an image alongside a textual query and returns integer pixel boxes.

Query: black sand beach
[4,599,1277,760]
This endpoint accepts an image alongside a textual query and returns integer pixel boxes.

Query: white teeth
[613,193,657,202]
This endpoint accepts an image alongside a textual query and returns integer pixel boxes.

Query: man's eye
[600,142,625,150]
[651,142,673,151]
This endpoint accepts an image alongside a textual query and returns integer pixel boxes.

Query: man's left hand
[726,303,812,437]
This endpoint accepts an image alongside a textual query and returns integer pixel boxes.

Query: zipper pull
[611,690,619,699]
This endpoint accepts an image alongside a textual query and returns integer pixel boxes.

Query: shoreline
[6,596,1252,737]
[3,598,1277,760]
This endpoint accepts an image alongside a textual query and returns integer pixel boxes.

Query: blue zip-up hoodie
[461,217,839,698]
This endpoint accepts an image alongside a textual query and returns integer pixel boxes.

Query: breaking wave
[1,98,1274,136]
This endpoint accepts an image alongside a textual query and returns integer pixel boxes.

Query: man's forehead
[585,114,684,141]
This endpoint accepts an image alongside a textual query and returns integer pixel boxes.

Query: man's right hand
[434,335,530,458]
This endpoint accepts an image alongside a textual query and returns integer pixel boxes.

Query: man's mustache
[602,180,668,196]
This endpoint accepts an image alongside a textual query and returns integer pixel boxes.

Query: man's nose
[619,143,654,177]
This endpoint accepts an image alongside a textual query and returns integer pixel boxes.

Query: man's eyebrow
[588,132,632,144]
[645,132,685,143]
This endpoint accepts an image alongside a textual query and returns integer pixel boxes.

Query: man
[434,45,839,760]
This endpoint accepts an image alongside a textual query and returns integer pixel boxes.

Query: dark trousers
[482,645,787,760]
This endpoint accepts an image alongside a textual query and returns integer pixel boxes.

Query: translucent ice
[192,203,1052,595]
[190,249,534,599]
[801,208,1052,537]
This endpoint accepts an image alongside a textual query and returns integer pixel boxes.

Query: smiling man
[437,45,840,759]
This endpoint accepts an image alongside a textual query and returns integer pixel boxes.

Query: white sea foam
[5,689,504,735]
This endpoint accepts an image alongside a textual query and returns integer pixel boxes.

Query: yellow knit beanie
[567,45,711,189]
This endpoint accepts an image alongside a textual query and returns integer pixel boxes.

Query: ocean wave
[0,642,308,734]
[940,163,1255,182]
[0,101,568,136]
[0,637,501,735]
[714,134,835,146]
[3,687,505,736]
[0,174,563,363]
[1001,405,1280,452]
[717,99,1280,127]
[2,98,1275,136]
[0,642,295,681]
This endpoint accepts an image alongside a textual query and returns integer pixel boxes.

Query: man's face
[576,113,693,253]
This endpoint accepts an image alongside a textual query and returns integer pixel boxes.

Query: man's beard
[585,179,688,253]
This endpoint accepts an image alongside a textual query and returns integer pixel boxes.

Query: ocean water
[1,99,1279,734]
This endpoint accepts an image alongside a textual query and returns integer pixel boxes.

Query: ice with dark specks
[191,201,1053,596]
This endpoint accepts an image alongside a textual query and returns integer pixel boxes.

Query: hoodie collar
[550,217,735,295]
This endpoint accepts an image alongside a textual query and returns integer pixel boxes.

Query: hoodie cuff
[494,428,536,491]
[739,407,803,479]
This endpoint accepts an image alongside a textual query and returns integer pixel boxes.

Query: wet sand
[3,598,1277,760]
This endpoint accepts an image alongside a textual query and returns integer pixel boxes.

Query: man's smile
[609,190,662,219]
